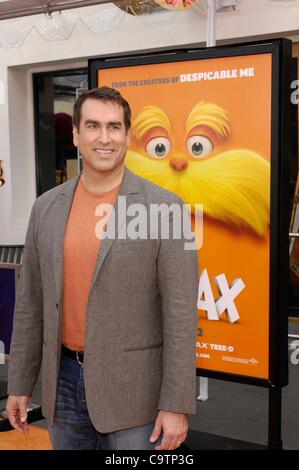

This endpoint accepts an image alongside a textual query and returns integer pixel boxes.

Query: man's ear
[73,125,79,147]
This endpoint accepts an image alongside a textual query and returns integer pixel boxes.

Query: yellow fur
[132,106,171,141]
[129,101,270,237]
[125,149,270,237]
[186,102,230,138]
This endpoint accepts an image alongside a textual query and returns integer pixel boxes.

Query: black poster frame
[89,39,293,389]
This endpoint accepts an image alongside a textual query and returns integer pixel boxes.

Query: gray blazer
[8,168,199,433]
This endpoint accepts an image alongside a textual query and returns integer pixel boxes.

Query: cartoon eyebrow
[132,106,171,141]
[185,101,230,139]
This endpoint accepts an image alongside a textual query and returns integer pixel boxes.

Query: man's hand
[149,410,188,450]
[6,395,30,434]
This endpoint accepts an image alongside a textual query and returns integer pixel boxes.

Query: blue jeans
[48,354,161,450]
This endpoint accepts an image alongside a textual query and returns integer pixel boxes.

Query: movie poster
[96,53,272,380]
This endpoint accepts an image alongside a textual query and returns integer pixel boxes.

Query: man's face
[73,98,131,174]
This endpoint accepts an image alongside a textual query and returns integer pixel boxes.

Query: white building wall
[0,0,299,244]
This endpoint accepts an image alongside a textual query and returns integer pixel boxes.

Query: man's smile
[94,148,114,156]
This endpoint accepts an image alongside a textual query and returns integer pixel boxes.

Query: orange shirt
[62,176,119,351]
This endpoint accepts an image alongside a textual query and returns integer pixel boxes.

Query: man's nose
[97,128,111,143]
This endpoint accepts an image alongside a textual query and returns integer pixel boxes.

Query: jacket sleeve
[157,199,199,415]
[7,200,43,396]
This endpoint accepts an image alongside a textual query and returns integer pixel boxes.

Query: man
[6,87,199,450]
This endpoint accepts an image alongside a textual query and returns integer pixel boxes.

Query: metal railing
[0,246,23,265]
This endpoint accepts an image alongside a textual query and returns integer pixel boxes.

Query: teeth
[95,149,113,154]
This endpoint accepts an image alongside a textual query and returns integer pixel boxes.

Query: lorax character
[125,102,270,238]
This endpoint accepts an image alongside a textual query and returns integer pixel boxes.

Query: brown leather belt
[61,344,84,365]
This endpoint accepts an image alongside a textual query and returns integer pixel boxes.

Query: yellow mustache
[125,149,270,238]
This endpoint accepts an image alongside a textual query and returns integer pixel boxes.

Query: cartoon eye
[145,137,171,159]
[186,136,213,158]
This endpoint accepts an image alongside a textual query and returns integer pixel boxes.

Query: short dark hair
[73,86,131,132]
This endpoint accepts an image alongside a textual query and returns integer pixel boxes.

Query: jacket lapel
[53,174,81,305]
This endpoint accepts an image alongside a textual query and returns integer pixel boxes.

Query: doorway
[33,68,88,196]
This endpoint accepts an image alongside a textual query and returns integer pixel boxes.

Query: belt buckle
[76,351,84,366]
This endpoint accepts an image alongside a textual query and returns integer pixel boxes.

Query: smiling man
[72,93,131,189]
[6,87,199,450]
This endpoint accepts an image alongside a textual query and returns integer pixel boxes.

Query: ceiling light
[81,4,125,33]
[35,12,78,41]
